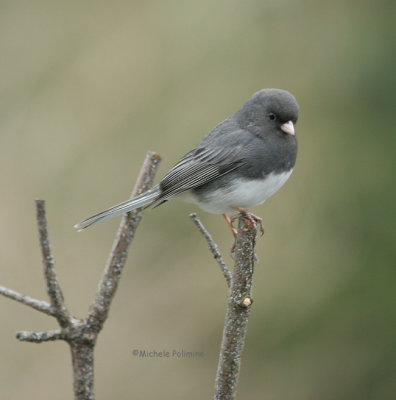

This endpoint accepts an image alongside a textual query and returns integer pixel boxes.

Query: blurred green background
[0,1,395,399]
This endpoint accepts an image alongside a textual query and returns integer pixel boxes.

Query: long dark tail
[74,185,161,231]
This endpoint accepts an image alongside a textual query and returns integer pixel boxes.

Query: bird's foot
[226,208,263,262]
[223,209,263,260]
[231,207,264,236]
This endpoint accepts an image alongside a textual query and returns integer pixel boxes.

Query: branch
[190,213,232,287]
[36,199,71,328]
[0,285,55,316]
[86,151,161,330]
[214,216,257,400]
[16,329,66,343]
[1,151,161,400]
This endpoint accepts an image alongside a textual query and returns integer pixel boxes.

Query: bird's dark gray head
[235,89,299,137]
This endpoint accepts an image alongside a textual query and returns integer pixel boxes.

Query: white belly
[178,169,293,214]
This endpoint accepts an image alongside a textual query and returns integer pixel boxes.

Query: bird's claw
[225,209,264,258]
[234,207,264,236]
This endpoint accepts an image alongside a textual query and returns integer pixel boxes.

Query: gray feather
[74,185,160,231]
[154,144,244,204]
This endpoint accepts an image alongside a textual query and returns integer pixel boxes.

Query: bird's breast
[179,169,293,214]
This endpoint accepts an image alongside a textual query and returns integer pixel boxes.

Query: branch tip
[35,199,71,327]
[0,285,55,316]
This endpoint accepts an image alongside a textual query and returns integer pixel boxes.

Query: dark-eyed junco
[74,89,299,233]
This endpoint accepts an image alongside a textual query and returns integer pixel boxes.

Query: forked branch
[0,151,161,400]
[191,214,258,400]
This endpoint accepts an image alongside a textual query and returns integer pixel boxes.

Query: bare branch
[16,329,66,343]
[70,341,94,400]
[190,213,232,287]
[1,151,162,400]
[86,151,161,330]
[36,199,71,327]
[0,285,55,316]
[214,216,257,400]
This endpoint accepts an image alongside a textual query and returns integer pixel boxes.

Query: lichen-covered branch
[190,212,258,399]
[36,199,71,328]
[70,342,95,400]
[16,329,66,343]
[0,285,55,316]
[86,151,161,330]
[214,216,257,400]
[190,213,232,287]
[0,151,161,400]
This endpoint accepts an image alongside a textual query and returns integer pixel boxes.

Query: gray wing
[153,145,245,205]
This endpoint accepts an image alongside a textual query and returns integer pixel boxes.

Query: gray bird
[74,89,299,234]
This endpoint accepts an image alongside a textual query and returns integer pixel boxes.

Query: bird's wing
[155,145,244,203]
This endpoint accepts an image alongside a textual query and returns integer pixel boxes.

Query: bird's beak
[281,120,295,136]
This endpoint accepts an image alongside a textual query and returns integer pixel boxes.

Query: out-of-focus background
[0,1,395,399]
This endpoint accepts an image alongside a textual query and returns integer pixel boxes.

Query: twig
[16,329,66,343]
[0,285,55,316]
[86,151,161,329]
[214,216,257,400]
[190,213,232,287]
[36,199,71,327]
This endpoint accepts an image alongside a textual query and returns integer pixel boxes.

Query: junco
[74,89,299,234]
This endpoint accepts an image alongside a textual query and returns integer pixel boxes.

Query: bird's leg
[222,213,238,238]
[222,214,238,256]
[232,207,264,236]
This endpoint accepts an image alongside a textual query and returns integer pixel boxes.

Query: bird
[74,88,299,235]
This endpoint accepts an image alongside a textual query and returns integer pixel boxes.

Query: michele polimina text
[132,349,204,359]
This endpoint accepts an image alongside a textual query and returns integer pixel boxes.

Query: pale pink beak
[281,120,295,135]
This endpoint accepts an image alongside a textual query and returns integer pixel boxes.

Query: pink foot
[232,207,264,236]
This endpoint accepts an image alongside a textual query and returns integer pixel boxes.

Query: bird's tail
[74,185,161,231]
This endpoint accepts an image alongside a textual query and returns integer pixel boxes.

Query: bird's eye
[268,113,276,121]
